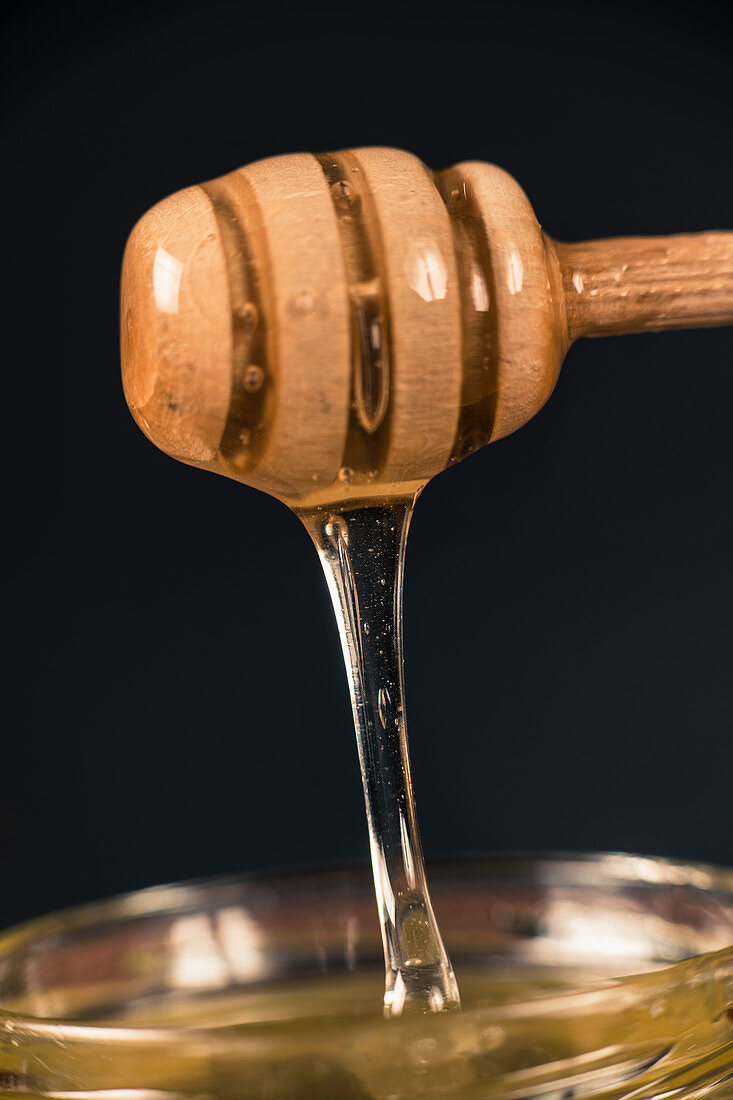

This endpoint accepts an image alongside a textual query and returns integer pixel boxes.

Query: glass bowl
[0,853,731,1098]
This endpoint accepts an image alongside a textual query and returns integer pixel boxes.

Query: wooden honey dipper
[121,147,733,507]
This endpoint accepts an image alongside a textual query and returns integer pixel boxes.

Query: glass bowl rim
[1,850,731,1040]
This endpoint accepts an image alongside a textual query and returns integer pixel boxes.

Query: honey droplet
[332,179,357,210]
[446,185,467,213]
[237,301,259,333]
[291,289,317,316]
[243,365,265,392]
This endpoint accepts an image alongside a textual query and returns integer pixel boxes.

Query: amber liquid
[90,963,733,1099]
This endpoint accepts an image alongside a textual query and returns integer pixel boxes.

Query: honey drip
[301,500,460,1016]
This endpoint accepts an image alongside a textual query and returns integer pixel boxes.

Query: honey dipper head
[121,148,567,507]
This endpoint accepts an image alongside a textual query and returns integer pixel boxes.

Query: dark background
[3,0,732,931]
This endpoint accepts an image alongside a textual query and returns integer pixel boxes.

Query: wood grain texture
[121,185,233,473]
[350,147,463,484]
[121,147,733,507]
[555,232,733,340]
[441,162,568,446]
[234,154,352,501]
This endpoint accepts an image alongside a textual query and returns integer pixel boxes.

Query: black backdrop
[3,0,732,931]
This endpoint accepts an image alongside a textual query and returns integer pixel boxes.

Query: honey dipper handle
[554,231,733,341]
